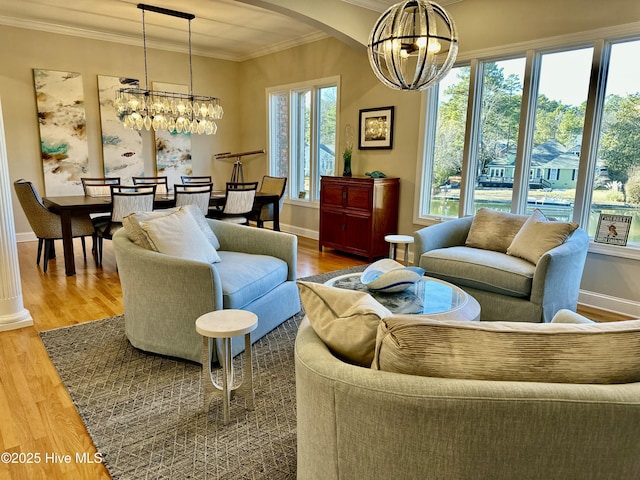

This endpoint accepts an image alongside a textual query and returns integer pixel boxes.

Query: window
[590,39,640,244]
[418,32,640,249]
[473,57,526,213]
[419,65,469,217]
[528,47,592,219]
[267,77,339,202]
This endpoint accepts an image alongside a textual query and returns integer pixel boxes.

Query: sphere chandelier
[367,0,459,91]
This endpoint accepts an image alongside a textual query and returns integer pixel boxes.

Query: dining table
[43,190,280,276]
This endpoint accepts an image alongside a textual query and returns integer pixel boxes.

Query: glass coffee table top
[325,273,480,320]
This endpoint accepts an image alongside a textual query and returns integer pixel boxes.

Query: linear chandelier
[368,0,458,91]
[115,3,223,135]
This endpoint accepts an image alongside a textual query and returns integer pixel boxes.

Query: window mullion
[310,88,319,200]
[574,39,611,226]
[512,49,541,213]
[459,59,483,216]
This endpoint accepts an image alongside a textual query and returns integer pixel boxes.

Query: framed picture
[594,213,632,246]
[359,106,394,149]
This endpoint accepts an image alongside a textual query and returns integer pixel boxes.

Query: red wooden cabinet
[319,176,399,261]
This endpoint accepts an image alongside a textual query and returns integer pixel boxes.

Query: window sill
[285,198,319,209]
[588,241,640,260]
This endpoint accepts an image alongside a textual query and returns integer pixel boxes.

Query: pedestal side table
[384,234,414,266]
[196,309,258,424]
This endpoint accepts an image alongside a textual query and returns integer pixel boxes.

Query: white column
[0,98,33,331]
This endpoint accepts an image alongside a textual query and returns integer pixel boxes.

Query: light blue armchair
[113,219,300,363]
[414,216,589,322]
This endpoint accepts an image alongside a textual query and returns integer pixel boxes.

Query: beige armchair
[250,175,286,228]
[14,179,95,272]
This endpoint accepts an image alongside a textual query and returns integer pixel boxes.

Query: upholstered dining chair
[14,179,95,272]
[208,182,258,224]
[174,182,213,216]
[81,177,121,196]
[81,177,121,228]
[94,184,156,266]
[249,176,287,229]
[132,176,169,194]
[181,175,213,186]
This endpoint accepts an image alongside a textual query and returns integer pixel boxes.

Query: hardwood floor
[0,235,366,480]
[0,234,626,479]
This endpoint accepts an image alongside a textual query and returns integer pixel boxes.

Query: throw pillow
[123,205,221,251]
[507,209,578,264]
[297,281,393,367]
[373,315,640,384]
[138,208,221,264]
[465,208,528,253]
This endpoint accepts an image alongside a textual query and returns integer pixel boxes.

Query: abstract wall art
[33,69,88,195]
[98,75,145,185]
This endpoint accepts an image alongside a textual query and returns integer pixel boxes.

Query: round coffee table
[325,273,480,321]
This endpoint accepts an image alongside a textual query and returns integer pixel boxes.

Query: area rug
[39,265,365,480]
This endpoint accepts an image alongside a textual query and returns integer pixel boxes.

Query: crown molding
[0,15,328,62]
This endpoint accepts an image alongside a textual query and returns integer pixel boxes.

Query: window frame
[414,25,640,260]
[266,75,340,208]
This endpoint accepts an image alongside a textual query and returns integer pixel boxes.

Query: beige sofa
[295,308,640,480]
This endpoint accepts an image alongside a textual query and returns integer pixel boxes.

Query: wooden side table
[384,234,414,266]
[195,309,258,424]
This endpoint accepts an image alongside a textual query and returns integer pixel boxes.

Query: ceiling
[0,0,404,62]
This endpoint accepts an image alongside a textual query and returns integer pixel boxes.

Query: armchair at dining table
[249,176,287,229]
[14,179,95,272]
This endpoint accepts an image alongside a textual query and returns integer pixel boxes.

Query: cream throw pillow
[297,281,393,367]
[123,205,220,251]
[465,208,528,253]
[138,208,221,264]
[373,315,640,384]
[507,209,578,264]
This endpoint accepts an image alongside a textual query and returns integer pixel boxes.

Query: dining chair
[132,176,169,194]
[81,177,121,196]
[14,179,95,272]
[174,182,213,216]
[181,175,213,186]
[94,184,156,266]
[81,177,122,228]
[208,182,258,224]
[249,176,287,229]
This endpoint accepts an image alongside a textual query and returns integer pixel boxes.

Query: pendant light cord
[142,8,149,90]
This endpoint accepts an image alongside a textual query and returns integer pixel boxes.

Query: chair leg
[43,239,54,273]
[96,237,103,267]
[81,237,87,259]
[36,238,44,265]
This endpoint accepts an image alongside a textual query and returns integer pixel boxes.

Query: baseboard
[280,223,318,240]
[578,290,640,318]
[16,232,37,243]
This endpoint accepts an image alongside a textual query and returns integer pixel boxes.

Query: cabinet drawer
[346,186,372,210]
[321,183,345,207]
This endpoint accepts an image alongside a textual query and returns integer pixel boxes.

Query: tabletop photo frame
[359,106,394,150]
[593,213,632,246]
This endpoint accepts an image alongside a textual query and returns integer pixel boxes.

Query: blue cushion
[215,251,289,308]
[421,246,535,298]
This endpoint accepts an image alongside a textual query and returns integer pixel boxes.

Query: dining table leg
[272,197,280,231]
[59,210,76,276]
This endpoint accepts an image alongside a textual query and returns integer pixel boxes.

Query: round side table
[384,234,415,266]
[196,309,258,425]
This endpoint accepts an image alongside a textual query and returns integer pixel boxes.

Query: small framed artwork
[359,106,394,150]
[594,213,632,246]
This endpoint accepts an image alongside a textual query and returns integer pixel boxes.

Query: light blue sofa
[113,219,300,363]
[414,216,589,322]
